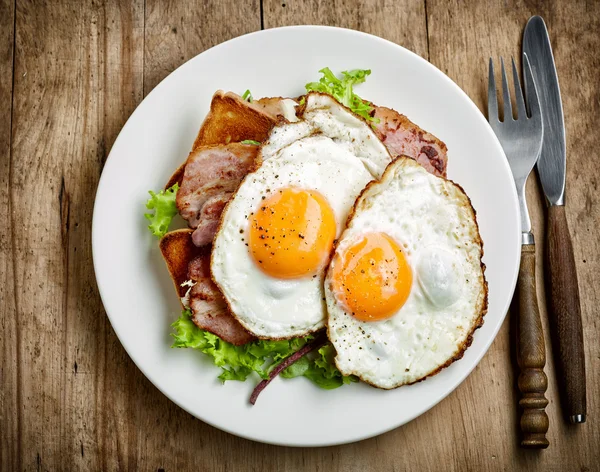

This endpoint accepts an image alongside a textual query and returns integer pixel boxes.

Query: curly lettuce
[172,309,312,382]
[171,310,354,388]
[305,68,378,124]
[281,343,358,389]
[144,183,179,237]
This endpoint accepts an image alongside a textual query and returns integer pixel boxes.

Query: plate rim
[92,24,520,447]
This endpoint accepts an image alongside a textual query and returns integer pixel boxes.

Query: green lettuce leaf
[172,310,313,382]
[282,342,358,389]
[280,355,310,378]
[144,183,179,238]
[240,140,261,145]
[305,68,378,124]
[171,310,354,389]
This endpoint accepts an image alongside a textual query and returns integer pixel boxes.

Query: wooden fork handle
[517,243,549,449]
[545,205,587,423]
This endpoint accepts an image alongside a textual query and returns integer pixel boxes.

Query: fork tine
[488,58,499,121]
[511,57,527,120]
[523,52,541,119]
[500,57,513,121]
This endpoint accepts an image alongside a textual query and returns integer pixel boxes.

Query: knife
[523,15,586,424]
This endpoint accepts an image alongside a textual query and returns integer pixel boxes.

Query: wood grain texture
[144,0,261,95]
[0,0,17,470]
[263,0,428,59]
[545,204,586,421]
[8,0,144,469]
[517,244,549,449]
[427,0,600,468]
[1,0,599,471]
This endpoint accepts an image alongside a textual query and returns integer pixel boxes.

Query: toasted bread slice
[165,162,186,190]
[159,229,204,298]
[165,91,277,189]
[192,91,278,149]
[159,228,254,345]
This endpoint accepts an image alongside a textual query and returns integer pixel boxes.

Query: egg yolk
[248,187,336,279]
[331,232,412,321]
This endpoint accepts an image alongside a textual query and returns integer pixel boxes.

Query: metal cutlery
[488,55,549,448]
[523,15,587,424]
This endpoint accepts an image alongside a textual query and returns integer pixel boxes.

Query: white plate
[92,26,519,447]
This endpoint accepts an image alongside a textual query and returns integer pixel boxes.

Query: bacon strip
[372,105,448,177]
[254,97,299,122]
[187,254,255,346]
[176,143,258,247]
[190,193,232,246]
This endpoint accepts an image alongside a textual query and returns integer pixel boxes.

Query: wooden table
[1,1,598,470]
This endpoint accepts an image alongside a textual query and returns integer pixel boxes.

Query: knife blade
[523,15,587,424]
[523,16,566,205]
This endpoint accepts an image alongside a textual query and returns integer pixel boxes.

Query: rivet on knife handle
[545,205,586,423]
[517,243,549,448]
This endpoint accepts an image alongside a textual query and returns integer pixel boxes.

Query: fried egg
[211,93,392,339]
[325,157,487,389]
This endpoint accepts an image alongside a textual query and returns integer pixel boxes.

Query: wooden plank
[144,0,261,95]
[263,0,428,60]
[0,0,17,470]
[9,0,143,469]
[76,4,145,470]
[127,1,265,470]
[426,0,600,469]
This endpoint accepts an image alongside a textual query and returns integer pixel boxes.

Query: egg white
[325,157,487,388]
[211,93,392,339]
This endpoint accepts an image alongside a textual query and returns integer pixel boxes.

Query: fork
[488,55,549,449]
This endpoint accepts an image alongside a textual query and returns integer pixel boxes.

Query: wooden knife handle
[546,205,587,422]
[517,243,549,448]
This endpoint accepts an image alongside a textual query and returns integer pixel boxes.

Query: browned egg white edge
[207,92,387,340]
[324,156,489,389]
